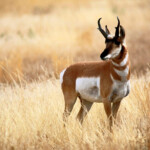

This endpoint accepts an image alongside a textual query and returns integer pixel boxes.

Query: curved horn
[98,18,107,39]
[115,16,120,38]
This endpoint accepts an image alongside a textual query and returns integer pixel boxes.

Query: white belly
[75,77,102,102]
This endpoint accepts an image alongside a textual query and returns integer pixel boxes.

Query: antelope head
[98,17,126,60]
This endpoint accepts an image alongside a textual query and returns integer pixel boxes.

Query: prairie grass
[0,73,149,149]
[0,0,149,82]
[0,0,149,149]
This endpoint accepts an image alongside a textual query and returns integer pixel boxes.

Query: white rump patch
[60,69,66,84]
[76,77,101,102]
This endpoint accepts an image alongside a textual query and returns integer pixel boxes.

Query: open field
[0,0,149,149]
[0,73,150,149]
[0,0,149,82]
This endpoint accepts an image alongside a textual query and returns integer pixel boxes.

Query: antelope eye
[115,41,120,45]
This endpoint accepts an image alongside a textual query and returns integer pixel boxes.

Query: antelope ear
[118,25,125,42]
[120,25,125,39]
[105,25,110,34]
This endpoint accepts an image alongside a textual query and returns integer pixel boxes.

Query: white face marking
[76,77,102,102]
[104,45,122,60]
[107,34,114,39]
[104,54,111,59]
[60,69,66,84]
[114,66,129,81]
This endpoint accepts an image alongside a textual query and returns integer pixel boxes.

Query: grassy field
[0,0,149,149]
[0,73,150,149]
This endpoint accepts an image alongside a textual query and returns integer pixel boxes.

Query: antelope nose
[100,49,109,60]
[100,55,105,60]
[100,53,106,60]
[100,54,104,60]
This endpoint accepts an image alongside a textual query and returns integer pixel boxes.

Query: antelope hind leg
[63,92,77,123]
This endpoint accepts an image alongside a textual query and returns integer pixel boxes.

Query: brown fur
[62,47,130,126]
[61,24,130,129]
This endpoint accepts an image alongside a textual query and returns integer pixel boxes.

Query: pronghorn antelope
[60,17,130,127]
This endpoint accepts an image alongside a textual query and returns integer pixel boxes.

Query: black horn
[115,17,120,38]
[98,18,108,39]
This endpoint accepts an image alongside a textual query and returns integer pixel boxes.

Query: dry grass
[0,0,149,82]
[0,0,149,149]
[0,73,149,149]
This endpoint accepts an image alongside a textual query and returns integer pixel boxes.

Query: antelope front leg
[103,99,112,130]
[112,100,121,119]
[77,99,93,124]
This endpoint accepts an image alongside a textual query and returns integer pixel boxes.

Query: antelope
[60,17,130,128]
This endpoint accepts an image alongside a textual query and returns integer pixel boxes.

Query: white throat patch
[114,66,129,81]
[112,53,128,67]
[120,53,128,66]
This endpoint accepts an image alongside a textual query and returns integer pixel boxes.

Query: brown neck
[110,45,130,81]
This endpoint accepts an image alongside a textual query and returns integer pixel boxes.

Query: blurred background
[0,0,149,83]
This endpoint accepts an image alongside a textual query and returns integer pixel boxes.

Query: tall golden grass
[0,0,149,149]
[0,0,149,82]
[0,73,149,149]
